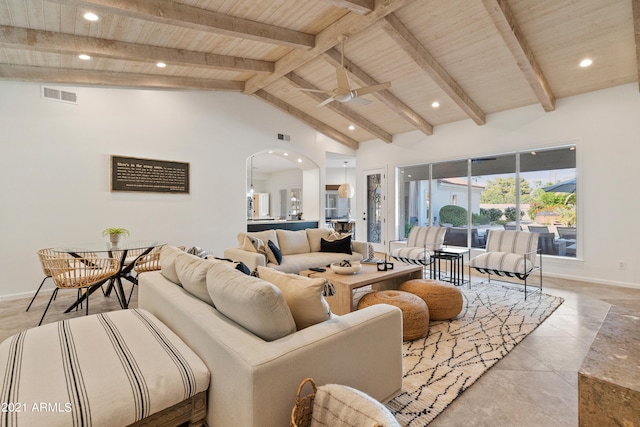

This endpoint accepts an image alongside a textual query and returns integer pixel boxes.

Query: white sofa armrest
[351,239,369,257]
[138,271,403,427]
[223,247,266,271]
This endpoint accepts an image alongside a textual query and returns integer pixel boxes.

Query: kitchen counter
[247,220,319,232]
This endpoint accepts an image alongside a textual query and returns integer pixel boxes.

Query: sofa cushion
[176,256,218,305]
[256,266,331,330]
[320,235,352,255]
[160,246,200,285]
[306,228,333,252]
[206,263,296,341]
[469,251,536,275]
[267,252,363,274]
[276,229,311,256]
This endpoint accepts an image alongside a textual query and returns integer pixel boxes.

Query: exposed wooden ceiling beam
[46,0,315,49]
[0,64,244,91]
[285,72,393,143]
[381,13,486,125]
[244,0,416,95]
[323,48,433,135]
[482,0,555,112]
[633,0,640,91]
[0,26,274,74]
[254,90,359,150]
[320,0,374,14]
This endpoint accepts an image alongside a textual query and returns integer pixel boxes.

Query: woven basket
[291,378,317,427]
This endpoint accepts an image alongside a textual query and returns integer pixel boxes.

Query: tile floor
[1,275,639,426]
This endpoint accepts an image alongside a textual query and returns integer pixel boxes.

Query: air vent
[41,86,78,105]
[277,133,291,141]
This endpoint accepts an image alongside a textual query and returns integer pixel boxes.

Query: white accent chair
[469,230,541,298]
[389,226,447,277]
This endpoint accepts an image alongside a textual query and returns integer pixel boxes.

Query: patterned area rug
[386,283,563,426]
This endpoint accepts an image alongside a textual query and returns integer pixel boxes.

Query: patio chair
[527,225,549,233]
[556,226,577,240]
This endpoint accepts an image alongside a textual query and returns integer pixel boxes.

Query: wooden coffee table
[300,262,422,315]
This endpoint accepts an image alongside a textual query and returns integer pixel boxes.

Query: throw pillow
[320,235,352,255]
[267,240,282,265]
[206,263,296,341]
[256,266,332,330]
[175,256,218,306]
[241,235,265,253]
[209,256,251,275]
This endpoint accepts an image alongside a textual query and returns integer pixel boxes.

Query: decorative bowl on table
[330,260,362,275]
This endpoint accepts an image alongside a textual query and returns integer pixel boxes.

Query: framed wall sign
[110,155,190,194]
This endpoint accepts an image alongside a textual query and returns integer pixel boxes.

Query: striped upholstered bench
[0,309,209,427]
[469,230,541,298]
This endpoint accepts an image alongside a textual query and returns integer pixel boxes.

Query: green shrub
[504,206,523,222]
[480,207,503,222]
[472,212,490,225]
[439,205,467,227]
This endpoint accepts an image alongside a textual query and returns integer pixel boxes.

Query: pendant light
[338,161,354,198]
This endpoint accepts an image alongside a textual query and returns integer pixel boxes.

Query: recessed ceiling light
[78,54,91,60]
[431,101,440,108]
[156,62,167,68]
[297,158,302,163]
[579,58,593,68]
[83,12,99,21]
[284,153,288,156]
[348,125,355,131]
[530,151,537,155]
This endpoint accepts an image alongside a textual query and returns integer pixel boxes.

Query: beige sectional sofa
[138,246,403,427]
[224,227,369,273]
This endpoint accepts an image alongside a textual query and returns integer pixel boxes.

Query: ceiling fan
[300,35,391,107]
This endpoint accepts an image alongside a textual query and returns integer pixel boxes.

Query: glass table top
[52,240,167,253]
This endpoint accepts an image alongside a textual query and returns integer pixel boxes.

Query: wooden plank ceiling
[0,0,637,149]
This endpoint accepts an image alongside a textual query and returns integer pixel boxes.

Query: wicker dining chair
[26,249,62,312]
[38,256,119,326]
[127,246,170,304]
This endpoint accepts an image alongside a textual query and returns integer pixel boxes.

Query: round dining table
[51,240,166,312]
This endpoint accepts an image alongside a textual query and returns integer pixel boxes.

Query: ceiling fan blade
[352,82,390,98]
[317,97,335,107]
[336,67,350,92]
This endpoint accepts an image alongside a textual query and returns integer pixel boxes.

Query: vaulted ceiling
[1,0,638,149]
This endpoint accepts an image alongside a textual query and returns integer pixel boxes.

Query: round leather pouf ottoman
[357,290,429,340]
[399,279,463,321]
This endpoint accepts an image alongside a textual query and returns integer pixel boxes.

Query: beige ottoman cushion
[399,279,463,320]
[357,290,429,340]
[0,309,209,427]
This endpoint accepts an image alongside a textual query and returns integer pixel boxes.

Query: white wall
[0,82,354,299]
[356,84,640,288]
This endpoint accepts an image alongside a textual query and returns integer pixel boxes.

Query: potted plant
[102,227,130,244]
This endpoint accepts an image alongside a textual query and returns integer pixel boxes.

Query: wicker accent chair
[389,226,447,276]
[469,230,541,298]
[38,256,119,325]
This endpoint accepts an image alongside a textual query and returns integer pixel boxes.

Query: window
[397,146,577,257]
